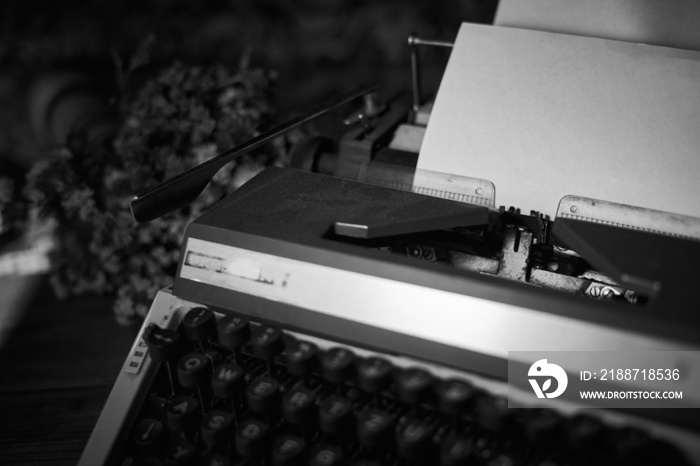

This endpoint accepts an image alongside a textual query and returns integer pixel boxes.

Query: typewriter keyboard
[125,306,688,466]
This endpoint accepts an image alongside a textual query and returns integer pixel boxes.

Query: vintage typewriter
[80,26,700,466]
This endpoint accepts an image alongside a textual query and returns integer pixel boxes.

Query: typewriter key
[200,409,234,446]
[285,339,319,376]
[177,353,211,389]
[183,307,217,342]
[251,325,285,360]
[396,417,433,459]
[310,445,344,466]
[439,435,475,466]
[319,395,353,436]
[271,434,307,466]
[166,396,200,433]
[396,368,432,405]
[356,408,393,449]
[235,418,271,458]
[162,438,197,465]
[132,418,165,455]
[217,315,250,348]
[476,395,511,434]
[199,453,231,466]
[357,357,393,394]
[211,363,244,399]
[132,456,165,466]
[283,386,317,425]
[524,408,563,443]
[436,379,475,416]
[322,347,356,385]
[566,414,605,451]
[246,376,281,415]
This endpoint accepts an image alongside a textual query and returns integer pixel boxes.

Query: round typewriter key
[200,409,234,446]
[217,315,250,348]
[211,362,244,399]
[285,339,319,376]
[396,367,433,405]
[251,325,285,360]
[440,435,475,466]
[166,396,200,432]
[524,408,563,443]
[133,418,165,455]
[177,352,211,389]
[199,453,231,466]
[357,356,393,394]
[183,307,217,342]
[283,386,317,425]
[133,456,165,466]
[567,414,605,451]
[163,438,197,466]
[235,418,271,457]
[310,445,344,466]
[322,347,356,384]
[396,417,433,459]
[356,408,393,448]
[476,395,510,434]
[319,395,353,436]
[271,434,307,466]
[144,325,183,362]
[436,379,475,415]
[615,427,653,464]
[246,376,281,414]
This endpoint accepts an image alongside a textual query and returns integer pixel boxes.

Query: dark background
[0,0,498,168]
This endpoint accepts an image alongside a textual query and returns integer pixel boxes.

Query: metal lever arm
[130,82,379,223]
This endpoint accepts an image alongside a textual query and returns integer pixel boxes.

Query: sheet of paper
[417,23,700,219]
[495,0,700,52]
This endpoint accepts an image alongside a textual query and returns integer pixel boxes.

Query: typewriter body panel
[81,166,700,466]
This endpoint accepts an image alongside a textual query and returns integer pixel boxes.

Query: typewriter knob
[440,434,475,466]
[166,396,200,433]
[436,379,475,416]
[176,353,211,389]
[132,418,165,455]
[271,434,307,466]
[200,409,234,446]
[251,325,285,360]
[319,395,354,436]
[396,417,434,460]
[356,408,394,449]
[211,362,244,399]
[310,444,344,466]
[285,339,319,376]
[322,347,356,384]
[396,367,433,405]
[283,386,317,426]
[182,307,217,342]
[143,324,183,362]
[247,376,281,415]
[357,357,393,394]
[235,418,271,458]
[217,314,250,348]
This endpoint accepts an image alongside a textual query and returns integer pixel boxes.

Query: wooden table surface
[0,274,139,465]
